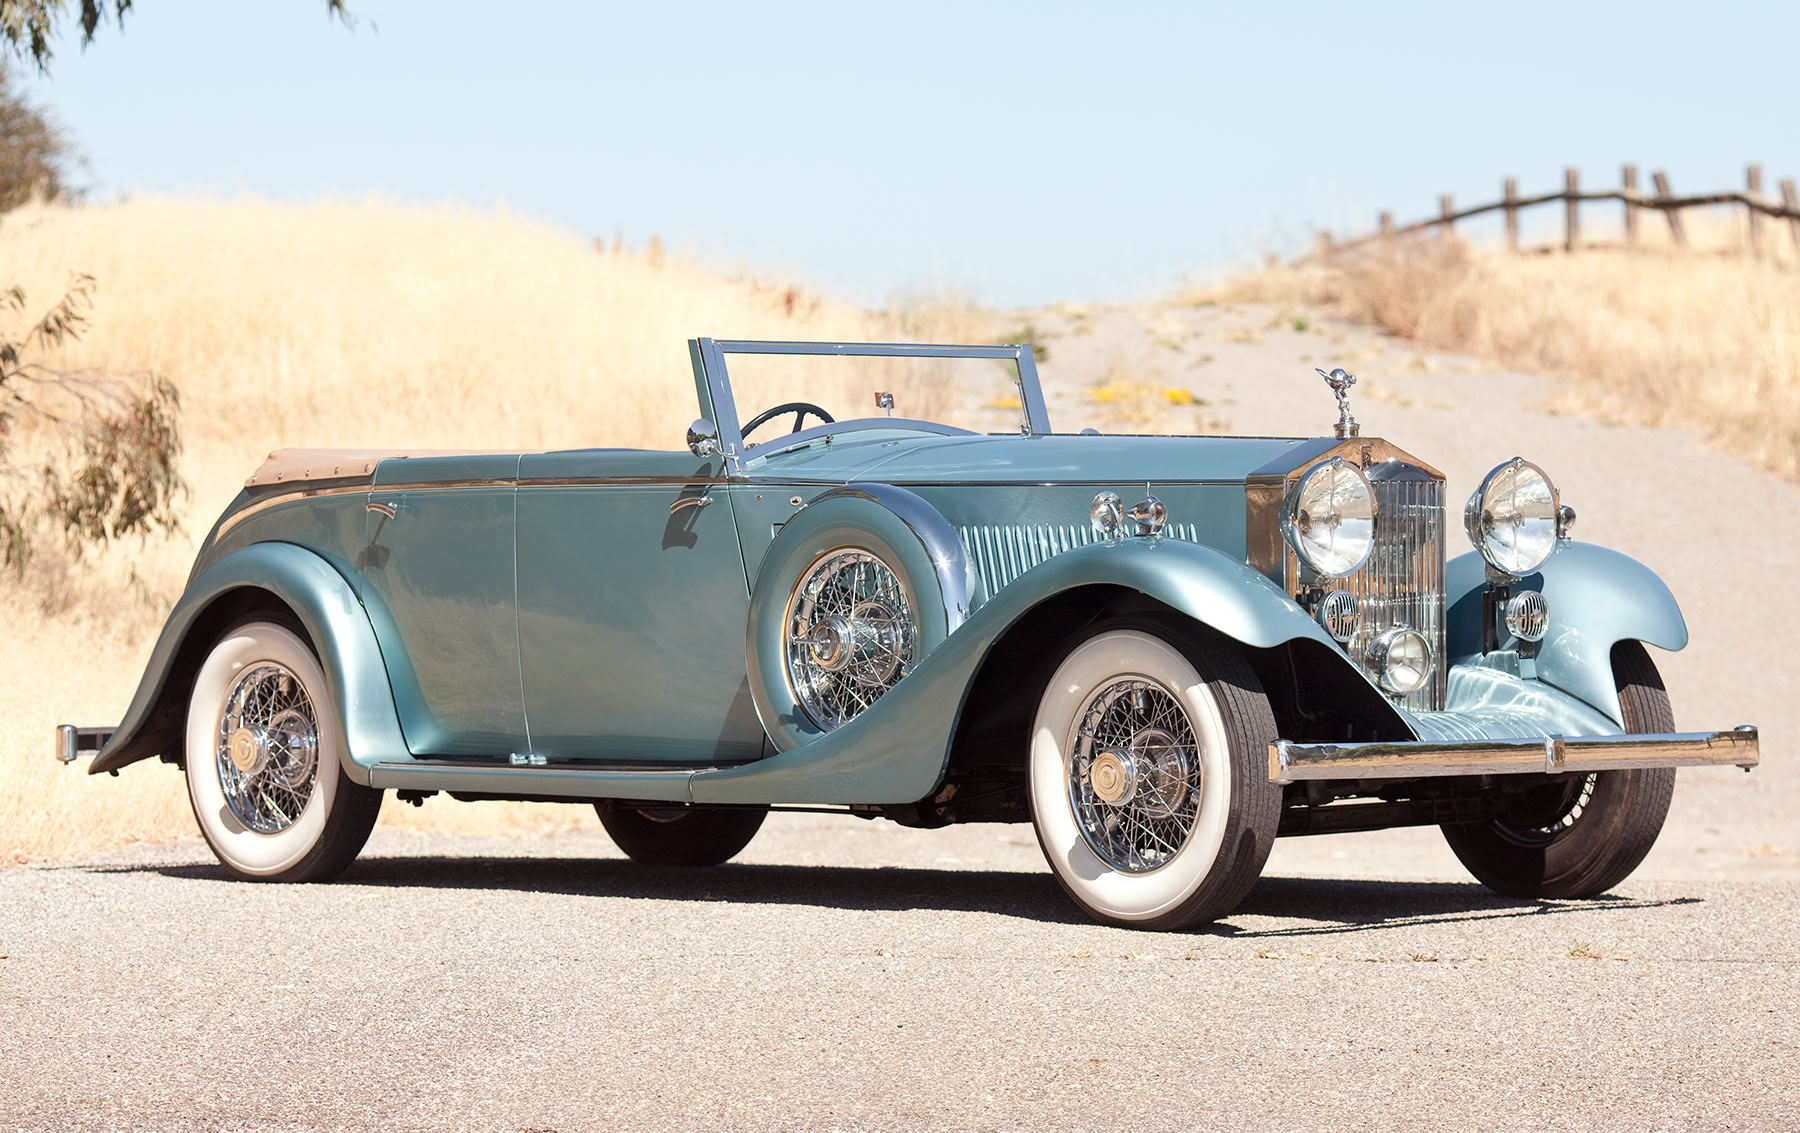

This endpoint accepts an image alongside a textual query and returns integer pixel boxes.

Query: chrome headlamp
[1464,458,1560,577]
[1283,458,1376,578]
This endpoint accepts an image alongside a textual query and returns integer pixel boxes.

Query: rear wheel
[1027,621,1282,930]
[184,619,382,882]
[1442,640,1676,898]
[596,805,766,867]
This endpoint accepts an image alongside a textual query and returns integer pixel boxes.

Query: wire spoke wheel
[185,620,382,882]
[1067,677,1202,874]
[785,548,917,730]
[215,662,320,834]
[1492,773,1598,848]
[1027,622,1282,930]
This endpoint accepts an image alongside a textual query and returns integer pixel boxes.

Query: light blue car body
[91,340,1689,811]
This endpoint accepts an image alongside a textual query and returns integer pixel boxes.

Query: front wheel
[1441,640,1677,899]
[596,805,767,867]
[184,619,382,882]
[1027,622,1282,930]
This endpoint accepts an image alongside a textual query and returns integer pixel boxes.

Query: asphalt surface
[3,819,1797,1132]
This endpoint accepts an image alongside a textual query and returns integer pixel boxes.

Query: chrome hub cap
[227,726,267,775]
[1089,749,1138,806]
[1068,678,1202,874]
[807,615,856,672]
[215,663,320,834]
[786,549,917,731]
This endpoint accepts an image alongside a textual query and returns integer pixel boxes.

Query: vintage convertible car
[59,339,1759,929]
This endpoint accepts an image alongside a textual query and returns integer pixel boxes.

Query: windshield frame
[688,338,1051,475]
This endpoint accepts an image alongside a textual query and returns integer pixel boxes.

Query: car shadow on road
[92,854,1702,935]
[1219,876,1702,939]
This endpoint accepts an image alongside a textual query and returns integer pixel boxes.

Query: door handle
[367,501,398,519]
[669,495,712,515]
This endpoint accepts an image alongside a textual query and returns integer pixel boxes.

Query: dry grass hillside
[0,196,989,862]
[1192,215,1800,480]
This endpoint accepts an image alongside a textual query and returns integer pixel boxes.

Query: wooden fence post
[1782,178,1800,259]
[1504,177,1518,250]
[1747,164,1764,258]
[1564,167,1580,252]
[1379,211,1394,238]
[1622,164,1639,246]
[1653,171,1687,248]
[1439,193,1454,237]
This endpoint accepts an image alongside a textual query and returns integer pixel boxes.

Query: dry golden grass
[1190,213,1800,479]
[0,195,994,864]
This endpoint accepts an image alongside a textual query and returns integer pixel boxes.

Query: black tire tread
[1441,640,1675,899]
[597,806,767,867]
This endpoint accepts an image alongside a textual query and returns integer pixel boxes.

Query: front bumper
[1270,726,1760,785]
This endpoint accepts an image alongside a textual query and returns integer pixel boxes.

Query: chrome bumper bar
[56,725,117,764]
[1270,726,1760,785]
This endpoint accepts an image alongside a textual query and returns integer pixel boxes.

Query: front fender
[1446,541,1687,727]
[695,535,1357,805]
[89,542,409,783]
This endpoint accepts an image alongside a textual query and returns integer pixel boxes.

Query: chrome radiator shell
[1342,463,1447,712]
[1246,439,1449,712]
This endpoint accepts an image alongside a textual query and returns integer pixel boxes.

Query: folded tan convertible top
[244,448,530,487]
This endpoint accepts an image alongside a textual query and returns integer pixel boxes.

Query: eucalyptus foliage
[0,274,184,572]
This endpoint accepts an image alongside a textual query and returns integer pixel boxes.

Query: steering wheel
[741,401,835,440]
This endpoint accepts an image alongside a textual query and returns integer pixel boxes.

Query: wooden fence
[1319,164,1800,257]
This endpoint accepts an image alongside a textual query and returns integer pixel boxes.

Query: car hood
[753,431,1323,485]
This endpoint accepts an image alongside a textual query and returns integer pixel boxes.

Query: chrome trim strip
[1269,726,1761,784]
[213,484,374,540]
[861,478,1246,489]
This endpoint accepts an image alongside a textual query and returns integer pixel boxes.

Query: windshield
[696,341,1049,460]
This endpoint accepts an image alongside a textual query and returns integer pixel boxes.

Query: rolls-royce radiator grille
[956,522,1203,597]
[1343,469,1447,712]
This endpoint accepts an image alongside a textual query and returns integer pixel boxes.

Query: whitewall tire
[184,619,382,882]
[1028,622,1281,930]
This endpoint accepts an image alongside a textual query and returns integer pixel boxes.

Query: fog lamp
[1368,626,1432,695]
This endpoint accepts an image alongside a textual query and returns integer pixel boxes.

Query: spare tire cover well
[746,485,976,752]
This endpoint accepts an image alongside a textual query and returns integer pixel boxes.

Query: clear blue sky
[20,0,1800,308]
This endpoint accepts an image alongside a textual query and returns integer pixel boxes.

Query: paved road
[4,820,1796,1131]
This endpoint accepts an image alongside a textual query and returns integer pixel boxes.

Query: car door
[357,454,529,757]
[514,449,766,762]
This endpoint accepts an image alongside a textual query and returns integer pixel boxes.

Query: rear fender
[89,542,408,783]
[1446,542,1687,727]
[696,535,1378,805]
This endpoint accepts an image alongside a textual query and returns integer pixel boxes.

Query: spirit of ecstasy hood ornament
[1316,368,1361,439]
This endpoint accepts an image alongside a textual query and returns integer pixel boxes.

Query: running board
[1270,726,1760,785]
[365,760,749,803]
